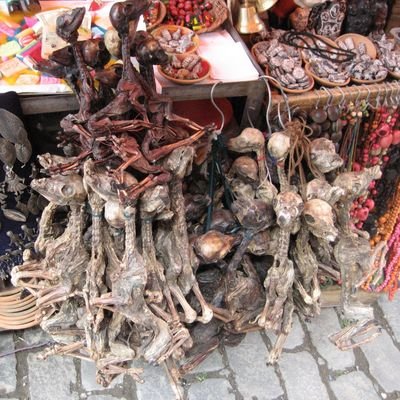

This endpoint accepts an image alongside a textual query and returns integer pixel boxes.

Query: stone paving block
[330,371,380,400]
[279,352,329,400]
[267,314,305,350]
[28,354,78,400]
[307,308,355,370]
[22,327,51,346]
[191,349,225,374]
[81,360,123,391]
[135,361,175,400]
[379,296,400,343]
[0,333,17,395]
[87,396,122,400]
[188,378,234,400]
[225,332,283,400]
[361,329,400,393]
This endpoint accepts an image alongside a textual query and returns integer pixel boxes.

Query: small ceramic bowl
[305,63,350,88]
[158,55,211,85]
[151,25,200,55]
[266,66,314,94]
[335,33,377,59]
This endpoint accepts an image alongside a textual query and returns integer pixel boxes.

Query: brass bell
[255,0,277,13]
[235,0,265,34]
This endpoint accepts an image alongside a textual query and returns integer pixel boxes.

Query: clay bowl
[301,35,339,64]
[389,70,400,80]
[151,25,200,55]
[351,72,388,85]
[266,66,314,94]
[145,1,167,31]
[305,63,350,88]
[158,56,211,85]
[251,41,302,68]
[335,33,377,59]
[251,41,269,67]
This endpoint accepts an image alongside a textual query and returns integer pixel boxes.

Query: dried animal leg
[165,147,213,324]
[268,290,294,364]
[34,202,59,256]
[96,356,144,386]
[95,205,171,364]
[140,185,170,304]
[292,226,320,314]
[328,319,381,351]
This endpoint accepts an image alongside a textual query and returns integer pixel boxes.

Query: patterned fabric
[307,0,346,39]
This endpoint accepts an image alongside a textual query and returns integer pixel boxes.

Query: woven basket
[197,0,229,33]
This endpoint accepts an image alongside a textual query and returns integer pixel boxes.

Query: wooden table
[19,22,266,128]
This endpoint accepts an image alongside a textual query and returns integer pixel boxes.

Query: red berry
[179,8,186,15]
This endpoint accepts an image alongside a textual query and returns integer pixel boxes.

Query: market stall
[0,0,399,396]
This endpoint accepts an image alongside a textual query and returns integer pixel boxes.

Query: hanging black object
[342,0,378,36]
[280,31,355,64]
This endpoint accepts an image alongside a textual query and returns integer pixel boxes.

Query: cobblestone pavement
[1,296,400,400]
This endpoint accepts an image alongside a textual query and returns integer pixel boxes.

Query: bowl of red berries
[164,0,229,33]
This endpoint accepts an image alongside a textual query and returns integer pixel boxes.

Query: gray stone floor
[1,295,400,400]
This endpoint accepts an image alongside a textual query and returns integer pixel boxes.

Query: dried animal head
[38,153,78,172]
[193,230,237,263]
[83,159,118,201]
[104,200,125,228]
[135,31,168,66]
[256,180,278,206]
[267,131,291,162]
[49,46,74,66]
[310,138,344,173]
[109,0,150,35]
[209,209,237,233]
[232,197,274,231]
[333,166,382,200]
[95,63,123,88]
[247,228,279,256]
[273,191,304,228]
[306,179,344,205]
[231,178,256,200]
[227,128,265,155]
[303,199,338,242]
[56,7,86,43]
[229,156,258,183]
[140,185,170,218]
[164,146,195,180]
[31,174,87,205]
[80,38,111,69]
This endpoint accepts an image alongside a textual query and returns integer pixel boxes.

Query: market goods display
[3,0,400,393]
[253,38,313,92]
[151,25,199,54]
[303,38,350,87]
[336,35,387,83]
[371,33,400,79]
[158,54,211,83]
[164,0,228,33]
